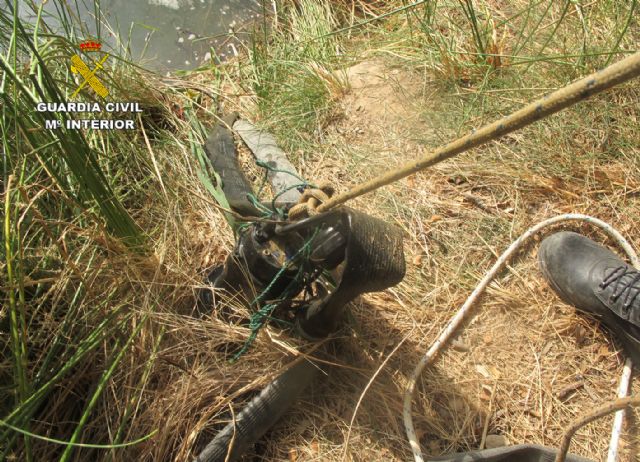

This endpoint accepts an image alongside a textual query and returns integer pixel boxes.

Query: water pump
[198,116,405,340]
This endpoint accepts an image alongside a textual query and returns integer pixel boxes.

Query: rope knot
[288,181,335,220]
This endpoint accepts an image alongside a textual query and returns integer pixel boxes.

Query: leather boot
[538,231,640,363]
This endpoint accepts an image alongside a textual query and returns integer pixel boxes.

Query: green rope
[252,160,318,219]
[254,160,309,184]
[231,231,317,362]
[272,183,311,216]
[246,193,274,216]
[228,159,324,361]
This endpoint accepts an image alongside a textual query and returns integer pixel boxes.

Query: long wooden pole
[317,51,640,213]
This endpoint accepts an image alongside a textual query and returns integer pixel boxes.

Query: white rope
[403,214,637,462]
[607,357,633,462]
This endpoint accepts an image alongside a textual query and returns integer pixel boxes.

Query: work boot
[538,231,640,363]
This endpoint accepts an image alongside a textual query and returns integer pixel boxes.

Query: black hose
[194,359,320,462]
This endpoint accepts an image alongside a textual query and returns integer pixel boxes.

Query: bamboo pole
[317,51,640,213]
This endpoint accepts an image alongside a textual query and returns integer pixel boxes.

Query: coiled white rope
[403,214,637,462]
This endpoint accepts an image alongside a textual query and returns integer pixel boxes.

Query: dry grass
[3,1,640,461]
[170,1,640,461]
[225,74,640,461]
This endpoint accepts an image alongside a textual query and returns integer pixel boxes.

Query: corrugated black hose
[194,359,319,462]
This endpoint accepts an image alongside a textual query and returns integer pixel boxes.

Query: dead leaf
[476,365,491,379]
[451,339,470,352]
[556,380,585,400]
[597,344,611,359]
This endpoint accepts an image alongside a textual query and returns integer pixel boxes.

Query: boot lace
[600,266,640,312]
